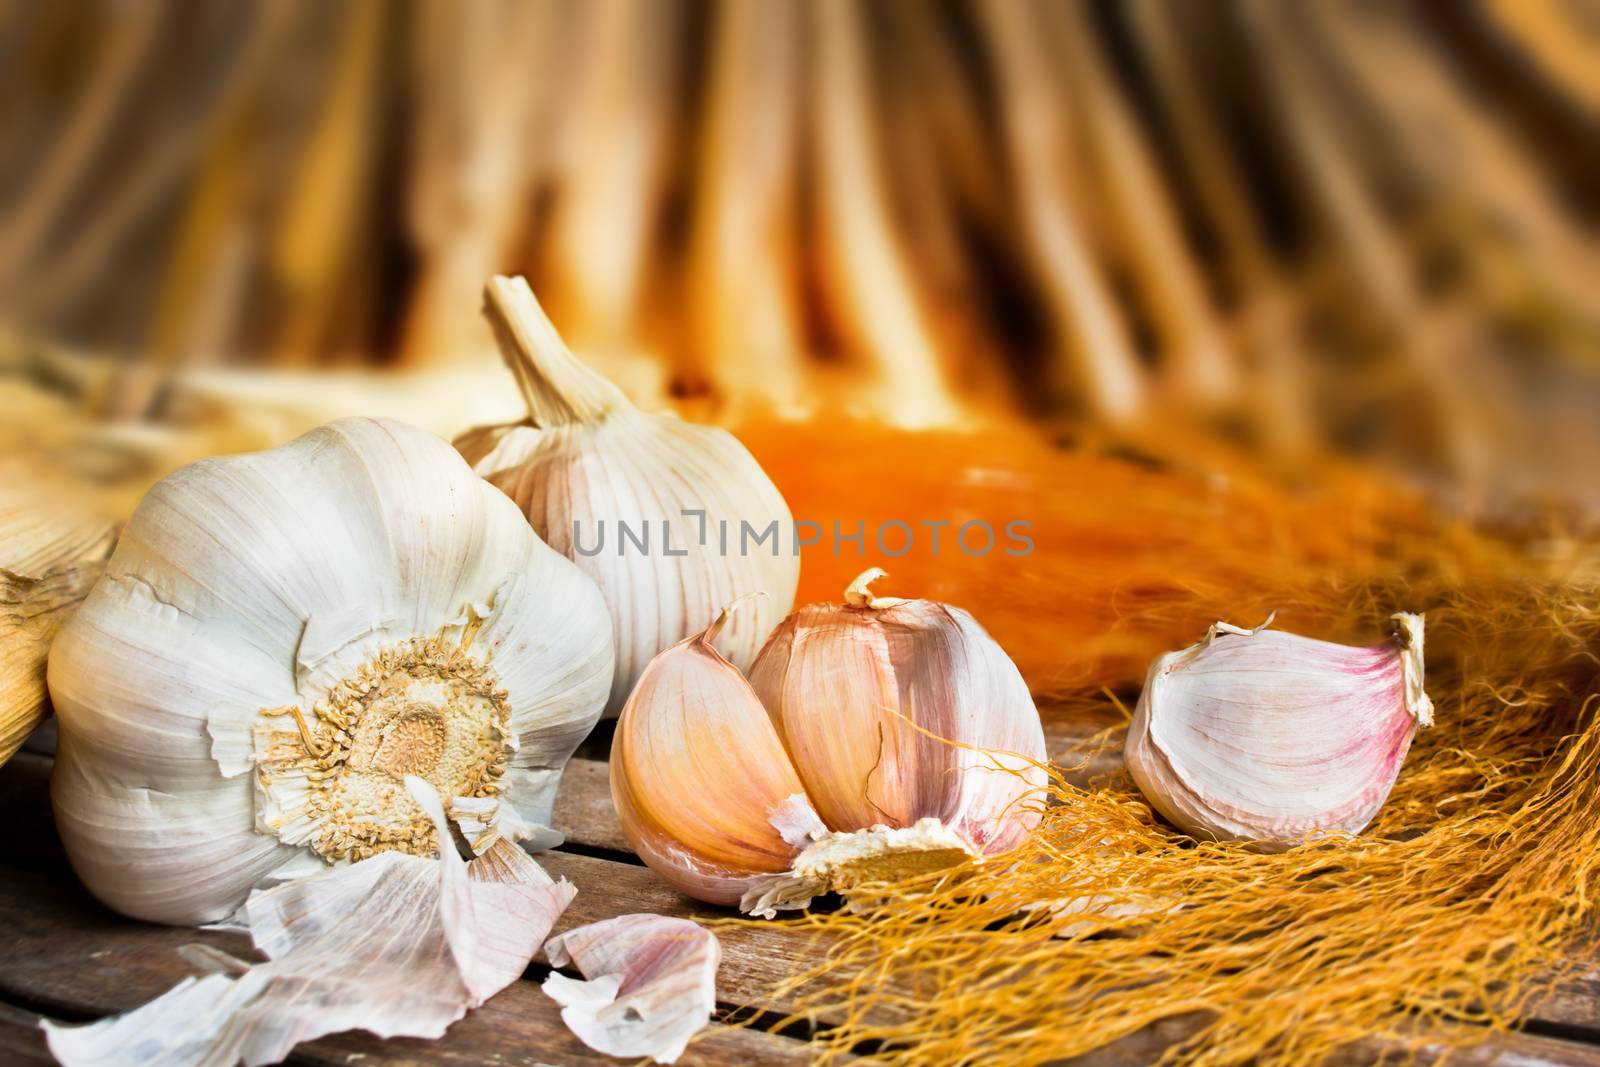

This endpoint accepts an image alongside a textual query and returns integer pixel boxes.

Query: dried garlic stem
[483,275,626,427]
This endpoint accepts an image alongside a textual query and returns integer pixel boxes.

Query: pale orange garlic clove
[1124,613,1433,849]
[612,574,1048,917]
[611,601,815,907]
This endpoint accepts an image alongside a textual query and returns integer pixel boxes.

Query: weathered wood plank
[0,751,840,1021]
[0,1001,57,1063]
[551,756,632,855]
[1065,1011,1600,1067]
[1539,975,1600,1039]
[0,865,814,1066]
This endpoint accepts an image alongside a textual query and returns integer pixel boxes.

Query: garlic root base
[740,818,976,918]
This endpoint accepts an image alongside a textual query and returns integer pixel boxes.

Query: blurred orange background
[3,0,1598,663]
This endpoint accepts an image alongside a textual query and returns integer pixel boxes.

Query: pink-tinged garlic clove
[610,602,815,906]
[748,568,1048,853]
[1124,612,1433,849]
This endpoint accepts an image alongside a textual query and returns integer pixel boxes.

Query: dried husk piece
[42,778,575,1066]
[0,461,116,764]
[543,914,720,1064]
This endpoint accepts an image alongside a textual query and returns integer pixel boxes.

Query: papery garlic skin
[1124,613,1433,849]
[47,417,613,925]
[455,276,797,715]
[543,914,720,1064]
[613,574,1048,915]
[44,778,575,1067]
[749,568,1048,854]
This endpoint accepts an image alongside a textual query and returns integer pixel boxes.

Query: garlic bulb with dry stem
[454,276,797,715]
[47,417,613,924]
[612,571,1047,916]
[1125,613,1432,848]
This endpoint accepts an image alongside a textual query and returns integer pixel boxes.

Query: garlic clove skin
[741,817,982,919]
[748,568,1048,854]
[48,417,614,924]
[455,277,798,716]
[543,914,720,1064]
[610,603,814,906]
[1124,613,1433,849]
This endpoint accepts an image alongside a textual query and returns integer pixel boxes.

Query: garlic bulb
[612,571,1047,916]
[1124,613,1433,849]
[454,276,797,714]
[47,417,613,924]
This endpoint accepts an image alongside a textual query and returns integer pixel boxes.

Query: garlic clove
[543,914,720,1064]
[748,568,1048,852]
[51,727,296,927]
[1124,613,1433,848]
[456,276,798,716]
[611,602,814,905]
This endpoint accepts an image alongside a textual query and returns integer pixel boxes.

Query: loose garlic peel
[1125,612,1433,849]
[455,276,798,715]
[44,778,577,1067]
[48,417,614,924]
[543,914,721,1064]
[612,571,1048,916]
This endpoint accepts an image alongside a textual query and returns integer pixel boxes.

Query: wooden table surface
[3,714,1600,1066]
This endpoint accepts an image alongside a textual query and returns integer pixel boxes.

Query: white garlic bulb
[1125,613,1433,849]
[612,571,1047,916]
[47,417,614,925]
[454,276,797,715]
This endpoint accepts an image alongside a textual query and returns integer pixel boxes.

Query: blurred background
[1,0,1598,517]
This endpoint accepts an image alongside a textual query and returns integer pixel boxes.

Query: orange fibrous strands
[714,418,1600,1066]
